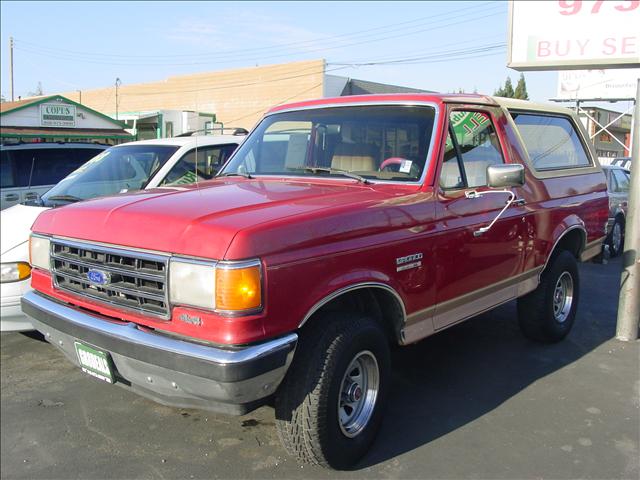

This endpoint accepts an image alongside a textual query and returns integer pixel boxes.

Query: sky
[1,1,560,103]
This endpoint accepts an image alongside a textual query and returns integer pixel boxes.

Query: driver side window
[440,111,504,189]
[162,144,237,185]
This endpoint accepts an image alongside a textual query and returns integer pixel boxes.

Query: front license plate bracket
[74,341,114,384]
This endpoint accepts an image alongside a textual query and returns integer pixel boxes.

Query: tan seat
[331,142,376,171]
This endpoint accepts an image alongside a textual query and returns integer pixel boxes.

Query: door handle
[512,198,526,207]
[4,194,19,201]
[465,189,516,236]
[24,192,39,200]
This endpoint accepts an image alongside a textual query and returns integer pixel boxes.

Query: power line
[330,43,506,67]
[43,40,505,102]
[225,81,325,126]
[13,2,502,62]
[13,6,504,67]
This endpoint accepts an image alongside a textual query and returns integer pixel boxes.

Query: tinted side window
[444,111,504,188]
[511,113,591,170]
[1,151,16,188]
[11,148,98,187]
[612,169,630,193]
[162,144,238,185]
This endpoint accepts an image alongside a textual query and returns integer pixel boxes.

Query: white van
[0,142,109,210]
[0,134,244,331]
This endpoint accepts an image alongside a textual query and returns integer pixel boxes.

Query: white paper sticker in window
[399,159,412,173]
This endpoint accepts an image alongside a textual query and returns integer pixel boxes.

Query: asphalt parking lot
[1,257,638,480]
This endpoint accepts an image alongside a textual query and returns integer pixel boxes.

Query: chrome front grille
[50,239,170,319]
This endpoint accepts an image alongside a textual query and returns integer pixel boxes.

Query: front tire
[275,313,390,469]
[517,250,580,343]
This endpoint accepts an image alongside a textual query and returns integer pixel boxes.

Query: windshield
[40,145,179,206]
[219,105,436,183]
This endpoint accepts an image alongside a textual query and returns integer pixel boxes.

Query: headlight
[29,235,51,272]
[169,259,216,310]
[0,262,32,283]
[168,258,262,314]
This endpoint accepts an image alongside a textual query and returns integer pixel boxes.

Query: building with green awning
[1,95,133,144]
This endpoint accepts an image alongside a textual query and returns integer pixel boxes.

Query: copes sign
[40,103,76,127]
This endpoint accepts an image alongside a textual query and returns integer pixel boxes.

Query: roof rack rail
[174,127,249,137]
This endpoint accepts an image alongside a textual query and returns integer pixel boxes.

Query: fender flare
[298,282,407,331]
[540,220,587,279]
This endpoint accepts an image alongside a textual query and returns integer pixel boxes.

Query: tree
[514,73,529,100]
[495,74,528,99]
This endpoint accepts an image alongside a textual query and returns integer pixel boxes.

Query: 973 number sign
[559,0,639,15]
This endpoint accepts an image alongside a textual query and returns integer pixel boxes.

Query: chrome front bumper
[21,291,297,415]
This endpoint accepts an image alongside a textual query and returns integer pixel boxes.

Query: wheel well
[552,228,585,260]
[302,287,404,344]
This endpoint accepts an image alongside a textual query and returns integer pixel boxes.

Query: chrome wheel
[553,271,574,323]
[338,350,379,438]
[612,222,623,253]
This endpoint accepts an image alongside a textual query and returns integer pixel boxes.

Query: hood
[1,204,50,257]
[32,178,411,260]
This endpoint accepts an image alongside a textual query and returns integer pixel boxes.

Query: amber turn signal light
[215,264,262,312]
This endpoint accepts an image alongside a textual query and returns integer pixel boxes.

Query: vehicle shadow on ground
[358,259,621,469]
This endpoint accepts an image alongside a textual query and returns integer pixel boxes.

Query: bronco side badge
[396,253,423,272]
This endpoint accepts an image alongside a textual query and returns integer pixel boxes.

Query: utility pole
[115,77,121,120]
[77,89,82,105]
[9,36,15,101]
[616,78,640,342]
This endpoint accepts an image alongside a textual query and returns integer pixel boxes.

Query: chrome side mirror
[487,164,525,188]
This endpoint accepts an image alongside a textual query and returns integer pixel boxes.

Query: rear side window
[511,113,591,171]
[612,169,630,193]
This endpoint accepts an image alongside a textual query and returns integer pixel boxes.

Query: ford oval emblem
[87,269,111,286]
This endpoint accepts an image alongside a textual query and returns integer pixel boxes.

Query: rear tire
[275,313,390,469]
[517,250,579,343]
[607,217,624,257]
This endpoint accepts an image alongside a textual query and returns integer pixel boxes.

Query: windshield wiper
[219,171,253,179]
[45,194,83,204]
[303,167,371,184]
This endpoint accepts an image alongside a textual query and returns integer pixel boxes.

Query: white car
[0,134,244,331]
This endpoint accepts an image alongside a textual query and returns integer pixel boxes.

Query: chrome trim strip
[401,268,542,345]
[541,225,587,278]
[216,259,262,270]
[52,235,172,258]
[50,237,170,263]
[258,100,441,187]
[22,290,298,366]
[580,236,606,262]
[298,282,407,329]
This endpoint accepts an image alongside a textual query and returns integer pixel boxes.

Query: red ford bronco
[23,94,609,469]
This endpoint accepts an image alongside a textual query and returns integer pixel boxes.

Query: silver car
[602,165,630,257]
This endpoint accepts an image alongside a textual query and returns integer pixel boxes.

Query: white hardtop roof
[112,135,244,148]
[492,97,578,116]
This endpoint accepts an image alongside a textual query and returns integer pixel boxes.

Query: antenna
[194,92,199,188]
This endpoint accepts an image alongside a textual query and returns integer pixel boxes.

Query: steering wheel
[379,157,421,177]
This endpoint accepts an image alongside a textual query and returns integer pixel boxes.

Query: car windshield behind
[40,145,179,206]
[219,105,436,183]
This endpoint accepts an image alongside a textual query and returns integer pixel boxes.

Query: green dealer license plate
[74,342,114,384]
